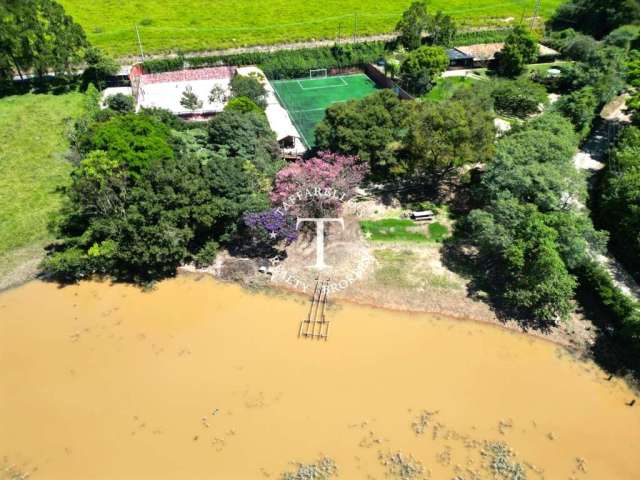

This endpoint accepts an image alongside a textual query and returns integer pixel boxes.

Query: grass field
[423,76,478,102]
[58,0,564,57]
[272,73,378,147]
[360,218,449,242]
[0,93,84,283]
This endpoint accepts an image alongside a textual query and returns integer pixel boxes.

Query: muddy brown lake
[1,276,639,479]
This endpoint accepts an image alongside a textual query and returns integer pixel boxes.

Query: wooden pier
[298,278,330,340]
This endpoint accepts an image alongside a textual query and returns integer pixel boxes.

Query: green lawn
[423,76,478,102]
[58,0,564,57]
[0,93,84,279]
[360,218,449,243]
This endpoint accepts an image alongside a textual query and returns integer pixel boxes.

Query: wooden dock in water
[298,278,330,340]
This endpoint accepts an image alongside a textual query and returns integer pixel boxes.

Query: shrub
[491,79,548,118]
[105,93,134,112]
[224,96,263,114]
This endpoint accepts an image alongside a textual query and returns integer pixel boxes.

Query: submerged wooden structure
[298,278,330,340]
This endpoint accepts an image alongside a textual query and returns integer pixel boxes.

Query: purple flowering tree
[242,208,298,247]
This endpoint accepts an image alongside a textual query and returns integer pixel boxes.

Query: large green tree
[405,97,495,174]
[395,1,431,50]
[315,90,409,176]
[0,0,87,79]
[550,0,640,39]
[42,109,277,283]
[493,25,538,77]
[400,45,449,94]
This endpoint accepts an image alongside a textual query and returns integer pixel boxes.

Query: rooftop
[453,43,560,61]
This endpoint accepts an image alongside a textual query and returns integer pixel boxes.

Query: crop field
[0,93,84,282]
[58,0,563,58]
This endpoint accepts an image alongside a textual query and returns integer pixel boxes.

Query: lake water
[1,276,638,479]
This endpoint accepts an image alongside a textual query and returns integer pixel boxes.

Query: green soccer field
[271,73,379,148]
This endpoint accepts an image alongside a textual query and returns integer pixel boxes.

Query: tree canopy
[395,1,431,50]
[493,26,538,77]
[550,0,640,39]
[400,46,449,94]
[0,0,87,79]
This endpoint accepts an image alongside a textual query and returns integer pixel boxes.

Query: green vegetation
[0,92,84,278]
[57,0,564,57]
[0,0,87,80]
[360,218,448,242]
[492,25,538,77]
[317,87,495,177]
[422,76,476,102]
[41,100,282,283]
[142,43,386,80]
[491,78,548,118]
[550,0,640,39]
[400,45,449,94]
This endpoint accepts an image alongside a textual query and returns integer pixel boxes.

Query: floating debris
[411,410,437,435]
[482,442,527,480]
[281,456,337,480]
[379,451,424,480]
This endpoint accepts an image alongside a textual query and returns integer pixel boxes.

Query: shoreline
[179,268,586,352]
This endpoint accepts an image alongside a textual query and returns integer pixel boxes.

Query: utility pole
[135,25,145,63]
[337,22,342,45]
[531,0,541,30]
[353,13,358,43]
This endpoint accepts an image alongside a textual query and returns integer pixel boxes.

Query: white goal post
[309,68,328,79]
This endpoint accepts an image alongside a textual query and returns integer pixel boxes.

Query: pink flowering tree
[270,152,369,217]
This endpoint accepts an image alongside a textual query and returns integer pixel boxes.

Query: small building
[452,43,560,68]
[446,48,474,69]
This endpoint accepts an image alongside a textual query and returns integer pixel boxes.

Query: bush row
[578,260,640,349]
[142,42,388,79]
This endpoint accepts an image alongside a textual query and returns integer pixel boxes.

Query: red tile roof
[140,66,236,85]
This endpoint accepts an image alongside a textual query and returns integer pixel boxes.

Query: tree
[491,79,548,118]
[493,25,538,77]
[481,114,584,212]
[270,152,369,217]
[208,110,282,179]
[396,1,431,50]
[555,86,598,138]
[400,45,449,94]
[550,0,640,39]
[82,46,118,90]
[180,85,203,112]
[405,97,495,174]
[79,113,174,175]
[224,96,263,114]
[209,84,228,104]
[464,198,577,323]
[105,93,135,113]
[0,0,87,78]
[229,73,267,108]
[41,111,275,283]
[315,90,409,176]
[596,126,640,278]
[430,11,457,47]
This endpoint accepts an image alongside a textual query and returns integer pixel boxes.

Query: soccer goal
[309,68,328,79]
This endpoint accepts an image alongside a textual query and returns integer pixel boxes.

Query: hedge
[578,260,640,347]
[142,42,388,79]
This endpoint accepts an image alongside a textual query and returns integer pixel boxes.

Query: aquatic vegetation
[281,457,338,480]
